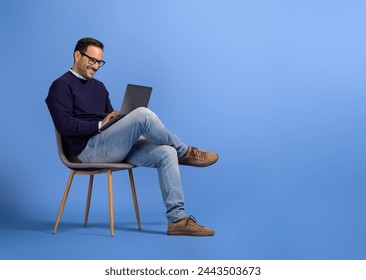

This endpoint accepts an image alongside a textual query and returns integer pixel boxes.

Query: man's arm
[45,80,101,137]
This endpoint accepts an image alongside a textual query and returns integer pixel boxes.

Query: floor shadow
[84,221,166,236]
[0,219,167,236]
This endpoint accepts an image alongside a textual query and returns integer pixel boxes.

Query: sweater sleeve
[105,87,114,113]
[46,80,100,137]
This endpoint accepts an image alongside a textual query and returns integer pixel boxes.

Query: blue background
[0,0,365,259]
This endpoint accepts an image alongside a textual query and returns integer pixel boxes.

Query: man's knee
[133,107,155,118]
[159,145,178,162]
[127,107,158,125]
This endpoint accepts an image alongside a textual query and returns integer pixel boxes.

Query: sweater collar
[69,68,87,80]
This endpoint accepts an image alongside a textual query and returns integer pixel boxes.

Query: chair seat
[67,162,135,172]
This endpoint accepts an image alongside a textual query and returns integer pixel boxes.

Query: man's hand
[101,110,119,126]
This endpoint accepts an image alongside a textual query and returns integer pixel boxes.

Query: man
[46,37,218,236]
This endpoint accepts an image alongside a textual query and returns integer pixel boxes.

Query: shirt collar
[69,68,87,80]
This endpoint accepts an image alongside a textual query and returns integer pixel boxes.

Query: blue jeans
[77,107,188,222]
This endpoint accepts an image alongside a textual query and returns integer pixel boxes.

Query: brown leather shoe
[167,216,215,236]
[179,147,218,167]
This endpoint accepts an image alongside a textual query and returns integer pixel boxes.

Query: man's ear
[74,50,81,62]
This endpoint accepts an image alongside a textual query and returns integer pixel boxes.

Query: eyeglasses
[79,51,105,67]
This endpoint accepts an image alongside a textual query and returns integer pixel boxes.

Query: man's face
[73,45,103,79]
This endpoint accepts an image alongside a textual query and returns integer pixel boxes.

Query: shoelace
[191,147,207,160]
[186,215,204,228]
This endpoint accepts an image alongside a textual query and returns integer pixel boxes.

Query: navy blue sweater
[46,71,114,155]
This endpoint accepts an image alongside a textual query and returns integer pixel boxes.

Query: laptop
[100,84,152,131]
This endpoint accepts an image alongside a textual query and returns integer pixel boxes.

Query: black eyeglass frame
[79,51,106,67]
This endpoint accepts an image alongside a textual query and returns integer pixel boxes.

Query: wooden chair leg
[53,170,75,234]
[108,169,115,237]
[129,169,141,230]
[84,174,94,227]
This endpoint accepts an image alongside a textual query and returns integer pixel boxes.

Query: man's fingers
[110,110,119,117]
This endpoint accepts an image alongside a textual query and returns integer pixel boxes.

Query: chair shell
[53,129,141,236]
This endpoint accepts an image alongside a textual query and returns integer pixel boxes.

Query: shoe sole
[167,231,215,236]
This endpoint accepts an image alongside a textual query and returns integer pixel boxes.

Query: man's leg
[78,107,218,167]
[125,139,186,222]
[125,139,215,236]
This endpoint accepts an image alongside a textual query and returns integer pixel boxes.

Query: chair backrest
[55,128,82,169]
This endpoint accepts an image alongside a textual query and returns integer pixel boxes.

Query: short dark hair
[74,37,104,55]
